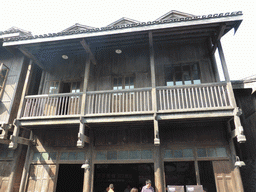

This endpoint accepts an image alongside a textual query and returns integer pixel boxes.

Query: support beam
[211,24,226,55]
[18,46,45,69]
[217,40,230,82]
[81,55,91,115]
[80,39,97,65]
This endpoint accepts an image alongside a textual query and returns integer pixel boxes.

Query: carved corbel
[9,119,20,149]
[231,107,246,143]
[77,117,90,148]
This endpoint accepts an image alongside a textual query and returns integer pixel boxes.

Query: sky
[0,0,255,80]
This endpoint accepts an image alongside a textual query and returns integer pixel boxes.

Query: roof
[0,26,32,40]
[1,11,243,46]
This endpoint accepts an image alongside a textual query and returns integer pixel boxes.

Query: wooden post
[149,31,160,146]
[154,146,164,192]
[83,129,93,192]
[217,40,230,82]
[77,55,91,148]
[19,131,33,192]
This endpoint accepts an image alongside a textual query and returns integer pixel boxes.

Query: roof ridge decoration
[0,26,32,36]
[155,10,196,21]
[2,11,243,43]
[61,23,95,32]
[106,17,140,27]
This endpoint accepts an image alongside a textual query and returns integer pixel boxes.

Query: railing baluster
[218,86,223,107]
[210,86,215,107]
[163,89,166,110]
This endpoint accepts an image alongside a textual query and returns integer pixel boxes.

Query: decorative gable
[106,17,140,27]
[155,10,195,21]
[61,23,94,32]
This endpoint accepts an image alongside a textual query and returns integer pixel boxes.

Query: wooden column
[217,40,230,82]
[77,55,91,148]
[154,146,164,192]
[227,121,244,192]
[9,60,33,149]
[19,131,33,192]
[83,129,93,192]
[149,31,160,145]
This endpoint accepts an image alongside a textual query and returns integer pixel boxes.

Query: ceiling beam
[18,46,45,69]
[211,24,226,55]
[80,39,97,65]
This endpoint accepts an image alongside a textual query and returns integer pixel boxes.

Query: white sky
[1,0,255,80]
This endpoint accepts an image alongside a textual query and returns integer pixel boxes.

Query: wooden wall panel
[155,41,215,86]
[0,161,12,192]
[160,121,228,145]
[0,48,27,124]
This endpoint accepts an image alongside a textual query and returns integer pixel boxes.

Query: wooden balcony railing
[22,93,82,117]
[20,83,232,118]
[86,88,152,114]
[157,82,231,112]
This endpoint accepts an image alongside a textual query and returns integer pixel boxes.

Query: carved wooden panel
[212,161,236,192]
[26,164,56,192]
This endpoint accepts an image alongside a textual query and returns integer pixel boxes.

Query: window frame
[0,63,9,99]
[112,75,135,90]
[165,62,201,86]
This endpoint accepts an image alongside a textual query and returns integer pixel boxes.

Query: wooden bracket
[9,135,33,146]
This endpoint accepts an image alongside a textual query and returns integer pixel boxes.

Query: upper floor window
[0,63,9,98]
[165,63,201,86]
[113,76,134,90]
[48,81,60,94]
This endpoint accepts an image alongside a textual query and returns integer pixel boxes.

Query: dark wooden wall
[40,40,216,93]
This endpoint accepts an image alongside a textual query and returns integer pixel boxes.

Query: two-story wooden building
[0,11,246,192]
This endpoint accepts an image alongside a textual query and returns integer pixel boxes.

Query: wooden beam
[211,24,226,55]
[80,39,97,65]
[18,46,45,69]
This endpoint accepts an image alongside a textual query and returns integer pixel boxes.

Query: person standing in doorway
[141,180,154,192]
[108,184,114,192]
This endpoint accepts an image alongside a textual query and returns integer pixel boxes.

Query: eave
[3,12,243,47]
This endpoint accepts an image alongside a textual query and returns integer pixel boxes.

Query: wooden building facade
[0,11,247,192]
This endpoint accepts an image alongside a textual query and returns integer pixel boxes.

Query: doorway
[164,161,197,187]
[56,164,84,192]
[198,161,217,192]
[94,163,154,192]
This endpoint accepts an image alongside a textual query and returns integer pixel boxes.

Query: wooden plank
[211,24,226,55]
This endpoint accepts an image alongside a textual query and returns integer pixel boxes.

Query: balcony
[20,82,233,122]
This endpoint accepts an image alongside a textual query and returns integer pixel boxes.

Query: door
[212,161,237,192]
[26,164,57,192]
